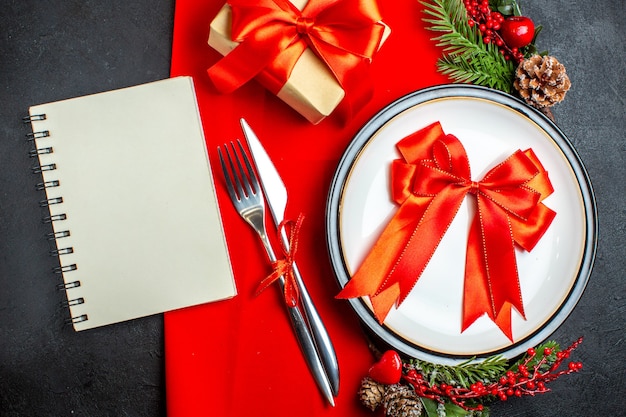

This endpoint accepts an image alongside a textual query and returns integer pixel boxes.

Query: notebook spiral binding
[43,213,67,223]
[23,114,47,122]
[61,297,85,307]
[36,180,60,191]
[26,112,87,326]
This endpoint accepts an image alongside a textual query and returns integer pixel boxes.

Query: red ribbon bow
[207,0,386,115]
[256,214,305,307]
[337,122,556,341]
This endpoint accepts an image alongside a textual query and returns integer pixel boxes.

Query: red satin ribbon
[337,122,556,341]
[207,0,386,115]
[256,214,305,307]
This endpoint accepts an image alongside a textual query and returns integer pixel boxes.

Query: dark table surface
[1,1,624,416]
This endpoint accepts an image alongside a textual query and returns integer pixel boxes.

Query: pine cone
[513,55,571,108]
[382,384,423,417]
[359,377,387,411]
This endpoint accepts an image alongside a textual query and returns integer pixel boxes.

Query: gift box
[207,0,390,124]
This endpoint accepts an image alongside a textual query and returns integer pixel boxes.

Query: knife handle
[258,231,336,406]
[280,278,335,407]
[280,230,340,397]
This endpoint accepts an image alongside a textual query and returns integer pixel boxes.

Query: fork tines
[218,140,260,203]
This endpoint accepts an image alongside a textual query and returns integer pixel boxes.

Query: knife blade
[240,118,340,398]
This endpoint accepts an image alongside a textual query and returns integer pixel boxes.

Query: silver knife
[240,118,340,398]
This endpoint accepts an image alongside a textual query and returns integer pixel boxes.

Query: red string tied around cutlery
[207,0,386,117]
[256,213,305,307]
[336,122,556,341]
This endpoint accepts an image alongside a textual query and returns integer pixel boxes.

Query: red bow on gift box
[207,0,386,115]
[337,122,556,341]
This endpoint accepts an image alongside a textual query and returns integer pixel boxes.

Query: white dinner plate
[326,85,597,364]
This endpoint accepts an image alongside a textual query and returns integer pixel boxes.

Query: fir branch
[422,0,483,59]
[410,354,509,389]
[421,0,516,92]
[438,54,513,92]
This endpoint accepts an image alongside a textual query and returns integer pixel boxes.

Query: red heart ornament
[368,350,402,385]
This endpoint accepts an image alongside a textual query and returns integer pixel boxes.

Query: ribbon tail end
[370,285,401,324]
[461,312,488,334]
[335,279,365,300]
[495,303,515,343]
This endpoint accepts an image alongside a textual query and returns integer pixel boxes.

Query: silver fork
[217,140,335,406]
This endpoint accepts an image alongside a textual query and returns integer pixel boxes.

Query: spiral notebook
[25,76,237,331]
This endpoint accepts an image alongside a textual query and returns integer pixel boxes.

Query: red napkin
[165,1,448,415]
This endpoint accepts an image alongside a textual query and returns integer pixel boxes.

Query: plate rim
[326,84,598,364]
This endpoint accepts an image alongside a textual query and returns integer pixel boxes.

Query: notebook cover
[164,1,447,415]
[29,77,236,330]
